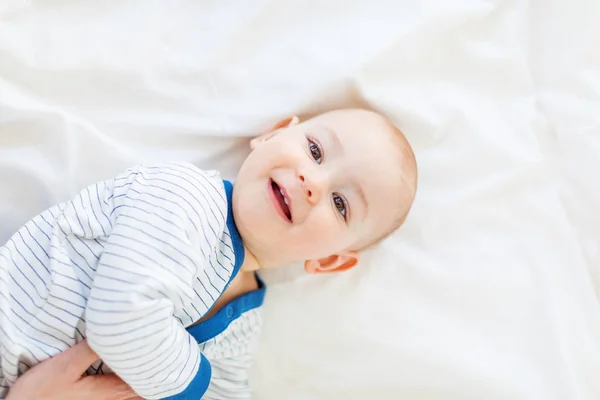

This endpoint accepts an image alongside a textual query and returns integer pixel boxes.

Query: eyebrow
[320,124,344,155]
[353,180,368,221]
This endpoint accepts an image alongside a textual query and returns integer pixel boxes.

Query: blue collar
[186,180,266,343]
[186,275,266,344]
[223,179,245,278]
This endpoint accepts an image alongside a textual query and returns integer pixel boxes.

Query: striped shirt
[0,162,265,399]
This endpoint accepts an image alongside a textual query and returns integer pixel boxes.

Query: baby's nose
[297,170,326,204]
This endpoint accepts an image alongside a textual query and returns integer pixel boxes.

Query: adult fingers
[59,340,101,380]
[74,374,139,400]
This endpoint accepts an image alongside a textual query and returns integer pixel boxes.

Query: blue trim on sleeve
[161,353,212,400]
[187,275,266,344]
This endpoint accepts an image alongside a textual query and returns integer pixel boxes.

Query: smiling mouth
[270,179,292,222]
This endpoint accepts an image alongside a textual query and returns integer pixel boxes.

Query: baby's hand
[7,340,142,400]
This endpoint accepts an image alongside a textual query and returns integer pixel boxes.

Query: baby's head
[233,108,417,273]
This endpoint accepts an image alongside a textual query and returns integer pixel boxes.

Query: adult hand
[6,340,142,400]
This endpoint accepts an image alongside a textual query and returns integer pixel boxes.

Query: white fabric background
[1,1,598,399]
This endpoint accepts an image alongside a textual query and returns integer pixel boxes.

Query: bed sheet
[1,1,598,399]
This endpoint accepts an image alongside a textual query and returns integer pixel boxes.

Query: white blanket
[1,1,598,399]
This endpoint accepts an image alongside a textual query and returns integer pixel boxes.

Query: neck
[240,245,261,272]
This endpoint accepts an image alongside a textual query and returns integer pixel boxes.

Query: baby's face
[233,109,407,271]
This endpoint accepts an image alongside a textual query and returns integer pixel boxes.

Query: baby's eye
[333,194,347,220]
[308,138,322,164]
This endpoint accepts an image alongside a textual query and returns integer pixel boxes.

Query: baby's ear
[250,116,299,150]
[304,251,359,275]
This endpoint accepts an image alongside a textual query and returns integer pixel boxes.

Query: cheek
[263,140,305,166]
[296,211,350,255]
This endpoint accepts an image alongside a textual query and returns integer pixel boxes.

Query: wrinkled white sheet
[1,1,599,399]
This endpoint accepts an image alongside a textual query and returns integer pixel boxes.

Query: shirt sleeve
[83,162,228,400]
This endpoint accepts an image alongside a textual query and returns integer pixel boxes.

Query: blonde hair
[361,118,418,249]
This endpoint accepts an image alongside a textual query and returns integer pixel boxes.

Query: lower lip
[268,180,291,223]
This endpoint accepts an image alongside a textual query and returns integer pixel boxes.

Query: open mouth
[270,179,292,222]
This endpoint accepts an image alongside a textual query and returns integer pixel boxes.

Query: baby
[0,108,417,399]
